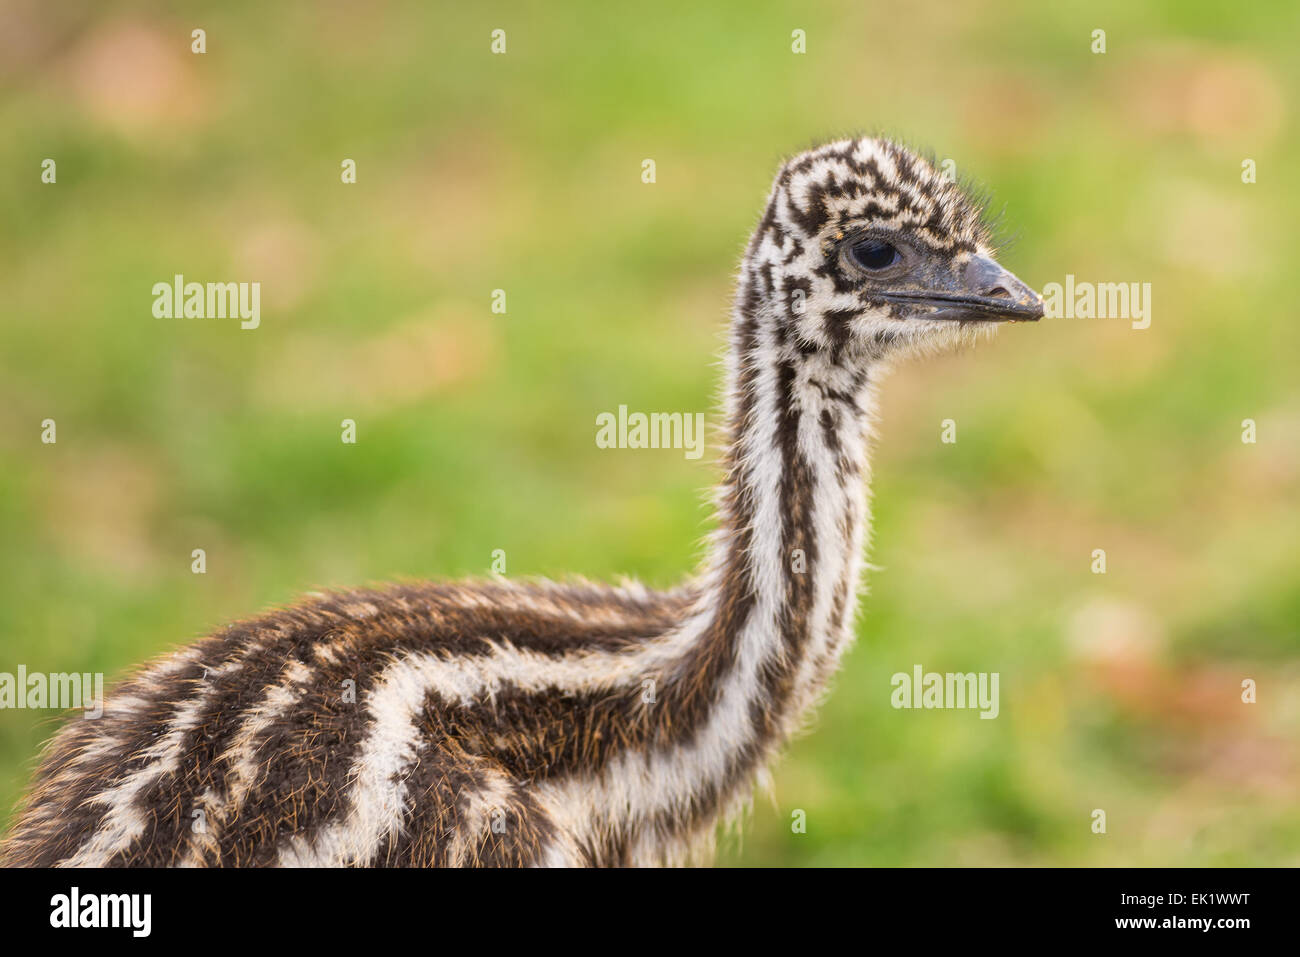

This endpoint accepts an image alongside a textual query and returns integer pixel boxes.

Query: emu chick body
[1,138,1040,867]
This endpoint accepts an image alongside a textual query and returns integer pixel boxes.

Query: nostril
[965,257,1021,301]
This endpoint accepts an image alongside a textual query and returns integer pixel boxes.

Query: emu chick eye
[850,239,900,271]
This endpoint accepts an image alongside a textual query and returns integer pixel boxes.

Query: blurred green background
[1,0,1297,865]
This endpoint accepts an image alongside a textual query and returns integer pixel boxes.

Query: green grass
[1,0,1297,865]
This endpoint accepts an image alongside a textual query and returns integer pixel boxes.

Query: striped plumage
[2,137,1041,867]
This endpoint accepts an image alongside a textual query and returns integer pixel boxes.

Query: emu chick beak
[883,256,1043,323]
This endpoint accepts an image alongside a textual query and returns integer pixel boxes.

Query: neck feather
[703,280,876,729]
[635,277,878,854]
[537,269,880,865]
